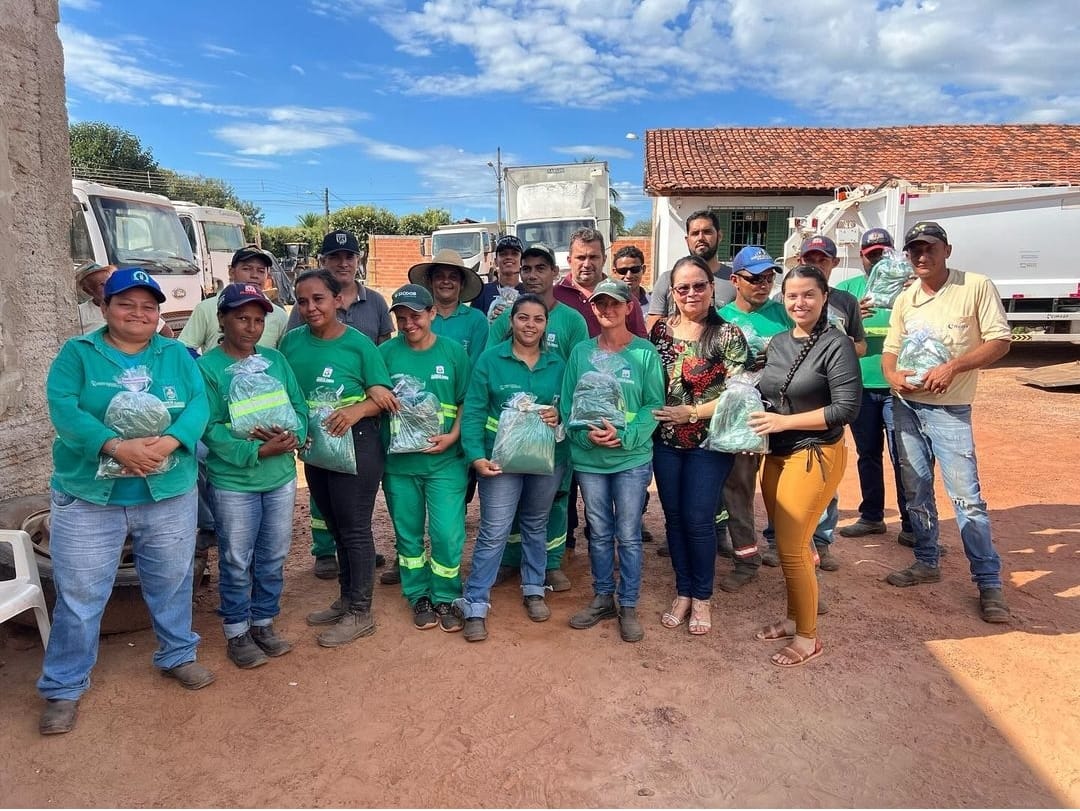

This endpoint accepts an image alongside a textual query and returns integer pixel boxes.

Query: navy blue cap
[103,267,165,303]
[860,228,894,255]
[799,235,838,259]
[218,282,273,313]
[321,230,360,255]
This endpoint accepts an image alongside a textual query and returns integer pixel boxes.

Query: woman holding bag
[455,295,566,642]
[650,256,749,635]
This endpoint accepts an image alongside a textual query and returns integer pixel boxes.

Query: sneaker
[618,606,644,642]
[493,565,516,586]
[162,661,216,690]
[569,594,617,629]
[412,596,438,630]
[226,631,269,669]
[761,547,779,567]
[544,569,571,592]
[39,699,79,736]
[434,602,463,632]
[523,595,551,622]
[379,560,401,585]
[313,554,338,580]
[718,560,759,593]
[886,560,942,587]
[816,543,840,572]
[463,616,487,642]
[317,610,375,647]
[306,598,347,626]
[839,519,887,538]
[250,624,292,657]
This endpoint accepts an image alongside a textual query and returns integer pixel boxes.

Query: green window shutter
[765,209,791,260]
[711,208,736,261]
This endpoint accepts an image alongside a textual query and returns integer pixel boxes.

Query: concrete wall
[0,0,73,498]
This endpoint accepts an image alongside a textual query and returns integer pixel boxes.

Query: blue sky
[60,0,1080,228]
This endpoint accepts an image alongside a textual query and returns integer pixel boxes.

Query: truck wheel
[0,494,152,635]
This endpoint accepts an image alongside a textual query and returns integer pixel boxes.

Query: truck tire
[0,494,152,635]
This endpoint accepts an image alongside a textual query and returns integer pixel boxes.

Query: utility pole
[324,187,330,231]
[488,148,504,234]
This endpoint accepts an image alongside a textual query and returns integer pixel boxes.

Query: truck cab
[426,221,498,280]
[70,180,202,332]
[172,202,247,296]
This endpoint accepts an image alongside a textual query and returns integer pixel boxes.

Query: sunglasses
[673,280,711,297]
[734,272,775,286]
[612,265,644,276]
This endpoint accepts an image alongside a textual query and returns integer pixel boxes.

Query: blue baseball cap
[103,267,166,303]
[731,246,781,276]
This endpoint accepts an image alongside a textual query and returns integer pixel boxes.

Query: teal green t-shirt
[488,301,589,362]
[378,334,470,475]
[835,275,888,389]
[279,325,392,405]
[718,299,793,339]
[432,303,489,365]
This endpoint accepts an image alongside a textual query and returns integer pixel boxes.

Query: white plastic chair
[0,529,51,648]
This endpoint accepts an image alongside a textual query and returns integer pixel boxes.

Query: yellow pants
[761,440,847,639]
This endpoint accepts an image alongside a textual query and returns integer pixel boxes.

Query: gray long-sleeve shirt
[757,326,862,455]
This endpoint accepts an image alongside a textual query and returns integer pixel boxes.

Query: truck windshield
[516,220,594,253]
[90,195,198,273]
[203,222,246,252]
[432,232,481,257]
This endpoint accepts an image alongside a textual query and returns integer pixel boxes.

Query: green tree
[260,225,310,259]
[329,205,400,251]
[399,208,451,235]
[69,121,166,192]
[628,219,651,236]
[297,212,325,230]
[162,169,263,232]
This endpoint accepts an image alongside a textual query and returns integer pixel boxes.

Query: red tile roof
[644,125,1080,196]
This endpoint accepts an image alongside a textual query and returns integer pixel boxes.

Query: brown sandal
[754,621,795,641]
[770,638,823,668]
[661,596,691,628]
[688,599,711,635]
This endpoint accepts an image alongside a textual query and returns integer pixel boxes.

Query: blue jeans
[209,480,297,639]
[577,462,652,607]
[849,388,911,529]
[457,464,565,619]
[653,442,734,599]
[38,488,200,701]
[196,440,215,536]
[894,399,1002,588]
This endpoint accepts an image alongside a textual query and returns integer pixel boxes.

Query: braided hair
[777,265,830,408]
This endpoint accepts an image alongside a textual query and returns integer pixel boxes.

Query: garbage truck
[504,162,611,271]
[783,179,1080,343]
[172,201,247,295]
[424,220,499,279]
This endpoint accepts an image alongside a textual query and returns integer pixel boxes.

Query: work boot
[250,623,292,657]
[317,610,375,647]
[463,616,487,642]
[162,661,216,690]
[898,533,950,555]
[434,602,463,632]
[618,606,644,642]
[313,554,338,580]
[569,594,617,629]
[523,595,551,622]
[226,631,269,669]
[761,546,779,567]
[816,543,840,572]
[379,559,401,585]
[886,560,942,587]
[544,569,571,592]
[718,559,760,593]
[306,598,347,626]
[39,699,79,736]
[412,596,437,630]
[839,519,887,538]
[979,587,1010,624]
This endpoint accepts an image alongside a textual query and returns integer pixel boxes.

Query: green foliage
[628,219,651,236]
[611,204,627,237]
[399,208,451,235]
[297,212,326,230]
[260,225,312,258]
[161,169,263,227]
[328,205,400,251]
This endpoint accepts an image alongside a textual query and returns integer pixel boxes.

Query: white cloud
[202,44,237,58]
[197,151,280,169]
[290,64,306,76]
[59,0,99,9]
[60,24,187,103]
[553,145,634,160]
[216,123,360,156]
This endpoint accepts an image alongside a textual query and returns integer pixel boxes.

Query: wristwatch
[104,438,122,458]
[688,405,699,424]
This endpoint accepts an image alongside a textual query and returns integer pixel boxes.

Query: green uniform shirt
[718,298,793,340]
[461,341,568,467]
[488,301,589,362]
[560,336,665,474]
[197,346,309,492]
[279,325,392,405]
[178,294,290,354]
[46,330,209,505]
[432,303,489,365]
[835,275,888,389]
[379,334,470,475]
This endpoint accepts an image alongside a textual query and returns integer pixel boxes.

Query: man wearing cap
[554,227,648,338]
[472,235,525,317]
[379,284,470,632]
[287,230,394,580]
[76,262,174,338]
[794,234,868,572]
[834,228,915,547]
[489,244,588,591]
[882,221,1011,623]
[712,246,794,591]
[179,246,289,354]
[408,249,489,365]
[647,210,736,331]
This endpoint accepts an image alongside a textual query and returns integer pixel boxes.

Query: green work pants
[383,466,467,605]
[309,497,336,558]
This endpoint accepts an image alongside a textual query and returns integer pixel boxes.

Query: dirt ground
[1,344,1078,808]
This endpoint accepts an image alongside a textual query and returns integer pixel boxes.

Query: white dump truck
[70,179,202,331]
[504,162,611,271]
[172,201,247,296]
[783,180,1080,343]
[424,220,499,279]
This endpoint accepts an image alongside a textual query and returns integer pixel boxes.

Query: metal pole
[324,187,330,230]
[496,147,504,233]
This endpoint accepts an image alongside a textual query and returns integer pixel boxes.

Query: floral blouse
[650,318,749,449]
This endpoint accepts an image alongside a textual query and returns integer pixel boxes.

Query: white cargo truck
[172,201,247,296]
[504,162,611,271]
[783,180,1080,343]
[70,179,202,331]
[424,220,499,280]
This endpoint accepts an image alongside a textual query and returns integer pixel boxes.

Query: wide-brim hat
[408,248,484,303]
[75,261,108,287]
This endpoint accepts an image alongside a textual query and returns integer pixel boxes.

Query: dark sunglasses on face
[673,280,711,296]
[734,272,775,286]
[612,265,644,276]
